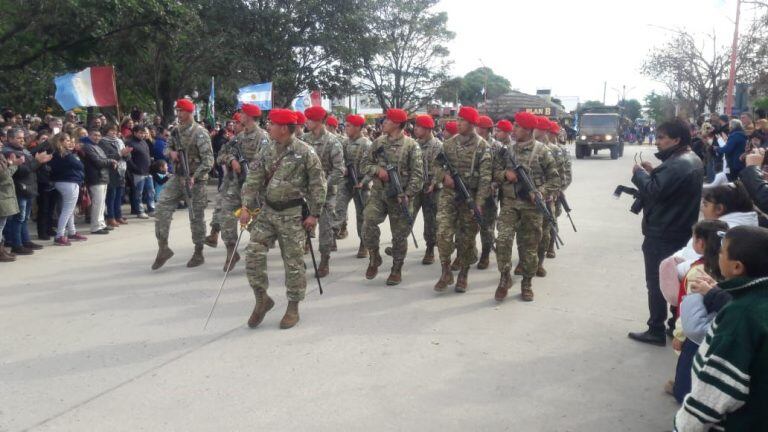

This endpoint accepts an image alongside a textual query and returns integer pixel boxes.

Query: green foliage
[644,92,676,124]
[618,99,643,121]
[435,68,512,106]
[753,97,768,111]
[579,100,605,110]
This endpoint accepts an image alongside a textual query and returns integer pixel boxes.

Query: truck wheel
[575,145,585,159]
[610,145,619,160]
[619,142,625,157]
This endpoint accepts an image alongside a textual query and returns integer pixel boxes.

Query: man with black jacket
[628,119,704,346]
[740,148,768,214]
[126,125,154,218]
[82,129,117,234]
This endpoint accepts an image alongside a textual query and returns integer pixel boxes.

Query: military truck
[575,106,625,160]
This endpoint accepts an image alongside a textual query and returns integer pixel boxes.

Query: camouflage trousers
[245,208,307,302]
[538,200,557,262]
[154,176,208,245]
[319,192,337,254]
[496,200,542,277]
[210,186,223,231]
[479,197,498,251]
[219,177,244,245]
[333,183,369,239]
[436,188,480,266]
[412,189,439,247]
[362,189,412,261]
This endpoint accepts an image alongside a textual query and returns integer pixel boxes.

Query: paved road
[1,144,679,431]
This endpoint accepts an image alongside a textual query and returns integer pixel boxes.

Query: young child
[667,220,728,403]
[150,159,169,205]
[674,225,768,431]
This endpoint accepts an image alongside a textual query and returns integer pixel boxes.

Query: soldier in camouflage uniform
[294,111,307,139]
[547,121,572,259]
[493,112,561,302]
[212,103,270,271]
[152,99,215,270]
[205,113,243,249]
[326,116,341,138]
[333,114,371,258]
[239,109,326,330]
[433,107,492,293]
[474,115,502,270]
[360,108,423,285]
[411,115,443,265]
[302,106,344,277]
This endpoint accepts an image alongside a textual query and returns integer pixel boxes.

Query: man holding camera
[628,119,704,346]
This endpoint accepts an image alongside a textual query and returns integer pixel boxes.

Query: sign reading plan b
[237,82,272,111]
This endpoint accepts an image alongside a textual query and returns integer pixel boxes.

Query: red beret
[549,121,560,134]
[326,116,339,128]
[346,114,365,127]
[294,111,306,125]
[231,112,242,123]
[386,108,408,124]
[415,115,435,129]
[514,112,538,130]
[241,103,262,118]
[268,109,297,125]
[445,121,458,135]
[304,106,327,122]
[535,116,551,130]
[496,119,513,132]
[458,106,479,125]
[476,115,494,129]
[175,99,195,113]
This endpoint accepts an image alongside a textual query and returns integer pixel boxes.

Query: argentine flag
[237,82,272,110]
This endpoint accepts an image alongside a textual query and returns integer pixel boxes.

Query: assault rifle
[346,161,366,208]
[558,192,577,232]
[374,146,418,248]
[434,151,484,227]
[173,131,196,222]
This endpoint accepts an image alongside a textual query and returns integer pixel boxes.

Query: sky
[436,0,761,111]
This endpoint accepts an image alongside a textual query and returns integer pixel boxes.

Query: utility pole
[725,0,741,116]
[603,81,607,105]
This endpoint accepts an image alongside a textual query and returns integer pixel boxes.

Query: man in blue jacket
[717,119,747,181]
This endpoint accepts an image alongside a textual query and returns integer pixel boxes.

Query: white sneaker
[138,213,149,219]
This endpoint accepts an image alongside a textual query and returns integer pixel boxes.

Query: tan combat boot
[330,237,337,252]
[521,277,534,302]
[151,241,174,270]
[455,266,469,293]
[223,243,240,272]
[434,261,454,292]
[477,245,490,270]
[513,262,523,276]
[546,237,556,259]
[421,244,435,265]
[186,244,205,268]
[450,256,460,271]
[365,249,382,279]
[337,223,348,240]
[495,270,512,302]
[356,242,368,259]
[247,291,275,328]
[279,300,300,329]
[317,253,330,278]
[386,260,403,286]
[536,252,547,277]
[204,228,219,248]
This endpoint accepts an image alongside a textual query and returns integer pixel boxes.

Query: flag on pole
[205,77,215,125]
[54,66,118,111]
[237,82,272,110]
[291,91,311,112]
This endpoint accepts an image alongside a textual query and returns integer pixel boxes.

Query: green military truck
[575,106,625,160]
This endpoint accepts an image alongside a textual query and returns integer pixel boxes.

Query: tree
[618,99,643,121]
[579,100,605,110]
[644,92,676,124]
[434,68,512,106]
[358,0,455,112]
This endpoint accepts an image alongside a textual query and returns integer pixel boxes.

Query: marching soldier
[360,108,423,285]
[294,111,307,139]
[433,107,492,293]
[333,114,371,257]
[302,106,344,277]
[547,121,572,259]
[205,112,243,249]
[239,109,327,329]
[411,115,443,265]
[326,115,341,137]
[532,117,565,277]
[474,115,502,270]
[215,103,270,271]
[443,120,458,140]
[493,112,560,302]
[152,98,214,270]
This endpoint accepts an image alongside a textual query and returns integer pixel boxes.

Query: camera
[613,185,644,214]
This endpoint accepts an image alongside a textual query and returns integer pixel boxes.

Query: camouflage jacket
[342,134,371,186]
[433,131,492,206]
[493,138,561,205]
[362,132,424,198]
[241,137,327,216]
[166,120,214,181]
[302,128,343,192]
[418,134,443,190]
[557,144,573,189]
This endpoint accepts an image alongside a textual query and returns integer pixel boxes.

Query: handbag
[78,185,92,215]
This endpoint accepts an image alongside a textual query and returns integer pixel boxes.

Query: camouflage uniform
[361,132,423,273]
[479,137,503,259]
[411,134,443,249]
[242,137,327,302]
[333,134,371,239]
[494,138,560,278]
[302,129,343,255]
[155,120,214,246]
[554,143,573,216]
[434,132,491,267]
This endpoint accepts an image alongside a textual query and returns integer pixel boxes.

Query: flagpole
[112,66,122,122]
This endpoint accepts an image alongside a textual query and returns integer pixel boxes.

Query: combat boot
[151,241,174,270]
[223,243,240,272]
[247,291,275,328]
[279,300,300,329]
[536,266,547,277]
[450,256,460,271]
[356,242,368,259]
[186,244,205,268]
[330,237,338,252]
[477,245,491,270]
[421,244,435,265]
[317,253,330,278]
[365,249,382,279]
[547,237,556,259]
[494,270,512,302]
[0,242,16,262]
[513,262,523,275]
[337,223,348,240]
[386,260,403,285]
[204,228,219,248]
[433,261,454,292]
[455,266,469,293]
[521,277,534,302]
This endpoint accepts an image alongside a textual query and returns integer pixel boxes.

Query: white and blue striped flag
[237,82,272,110]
